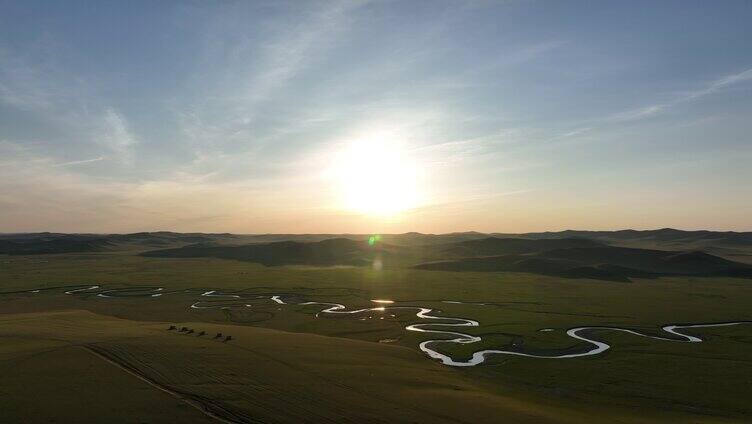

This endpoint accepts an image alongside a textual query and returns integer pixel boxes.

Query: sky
[1,0,751,234]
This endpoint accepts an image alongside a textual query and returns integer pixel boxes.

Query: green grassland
[2,250,752,423]
[7,309,655,423]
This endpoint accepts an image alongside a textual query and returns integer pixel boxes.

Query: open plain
[1,230,751,423]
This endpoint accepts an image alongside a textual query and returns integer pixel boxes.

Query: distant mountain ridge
[136,235,752,282]
[435,237,605,257]
[494,228,752,246]
[0,235,114,255]
[0,228,752,246]
[0,232,238,254]
[141,238,387,267]
[413,245,752,282]
[2,230,751,281]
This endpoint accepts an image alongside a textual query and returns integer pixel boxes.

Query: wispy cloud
[179,1,368,150]
[52,156,105,167]
[0,143,321,233]
[100,109,137,161]
[539,67,752,149]
[406,189,534,217]
[0,44,58,111]
[0,40,139,166]
[687,68,752,100]
[413,128,533,166]
[612,67,752,122]
[241,1,364,107]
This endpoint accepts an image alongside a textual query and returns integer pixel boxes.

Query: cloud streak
[52,157,105,167]
[612,67,752,122]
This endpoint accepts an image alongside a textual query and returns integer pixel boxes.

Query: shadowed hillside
[0,235,113,255]
[492,229,752,264]
[139,237,604,269]
[136,235,752,282]
[0,232,241,254]
[4,230,752,279]
[413,245,752,281]
[434,237,605,258]
[504,228,752,246]
[141,238,389,266]
[3,229,751,257]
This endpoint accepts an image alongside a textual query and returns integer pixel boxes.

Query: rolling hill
[137,235,752,281]
[432,237,605,258]
[0,232,241,254]
[0,235,113,255]
[4,230,752,280]
[141,238,388,266]
[413,245,752,281]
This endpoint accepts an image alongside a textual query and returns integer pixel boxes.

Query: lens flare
[368,234,381,246]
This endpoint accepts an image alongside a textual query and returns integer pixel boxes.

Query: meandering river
[3,284,749,367]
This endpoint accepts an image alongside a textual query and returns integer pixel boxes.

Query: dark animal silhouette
[213,332,223,339]
[167,325,176,331]
[180,327,189,332]
[224,335,233,342]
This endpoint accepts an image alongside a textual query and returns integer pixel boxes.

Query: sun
[333,132,421,216]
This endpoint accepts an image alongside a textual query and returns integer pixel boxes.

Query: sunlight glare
[334,131,422,216]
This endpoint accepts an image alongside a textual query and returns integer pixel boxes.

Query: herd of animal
[167,325,233,342]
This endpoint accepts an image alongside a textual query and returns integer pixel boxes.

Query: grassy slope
[139,236,752,281]
[492,229,752,265]
[0,316,215,423]
[2,253,752,422]
[0,309,695,424]
[413,246,751,280]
